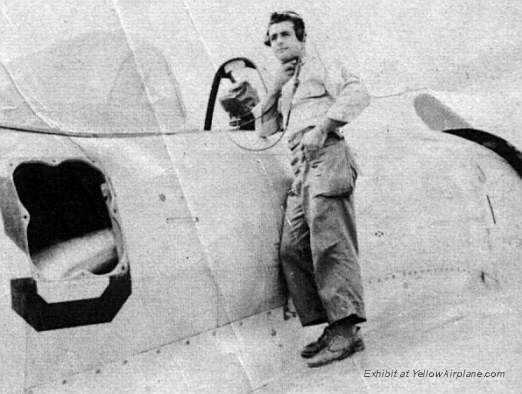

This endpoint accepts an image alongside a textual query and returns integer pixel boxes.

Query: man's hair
[264,11,306,47]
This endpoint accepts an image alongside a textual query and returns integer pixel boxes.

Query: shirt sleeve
[252,98,282,137]
[323,59,371,123]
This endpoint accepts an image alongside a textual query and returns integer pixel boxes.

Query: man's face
[267,21,304,62]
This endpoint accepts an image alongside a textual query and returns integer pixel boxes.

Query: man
[255,11,370,368]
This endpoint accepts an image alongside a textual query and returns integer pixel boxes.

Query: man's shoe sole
[307,338,365,368]
[301,345,325,359]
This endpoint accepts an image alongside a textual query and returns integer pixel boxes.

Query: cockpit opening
[204,57,265,131]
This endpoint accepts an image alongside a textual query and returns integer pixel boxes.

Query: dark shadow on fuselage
[443,128,522,177]
[413,93,521,178]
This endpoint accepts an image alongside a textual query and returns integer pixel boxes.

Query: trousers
[280,134,366,326]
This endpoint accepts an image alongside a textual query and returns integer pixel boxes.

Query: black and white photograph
[0,1,520,392]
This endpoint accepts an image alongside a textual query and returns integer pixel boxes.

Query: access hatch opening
[13,160,123,280]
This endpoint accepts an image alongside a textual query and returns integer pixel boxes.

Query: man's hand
[270,58,298,94]
[257,59,297,137]
[301,126,327,161]
[301,118,348,160]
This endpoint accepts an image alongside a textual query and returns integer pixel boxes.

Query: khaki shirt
[255,54,370,149]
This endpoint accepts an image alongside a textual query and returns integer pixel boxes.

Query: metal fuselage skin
[0,95,521,391]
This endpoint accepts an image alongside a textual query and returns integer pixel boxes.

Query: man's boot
[300,325,333,358]
[306,321,364,368]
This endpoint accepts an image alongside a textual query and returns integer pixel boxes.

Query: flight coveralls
[256,53,370,326]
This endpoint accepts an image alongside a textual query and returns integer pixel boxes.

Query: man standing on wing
[255,11,370,367]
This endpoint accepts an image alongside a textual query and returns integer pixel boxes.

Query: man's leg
[280,192,327,327]
[305,194,366,367]
[309,194,366,325]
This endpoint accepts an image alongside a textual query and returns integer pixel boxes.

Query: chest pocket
[294,80,327,101]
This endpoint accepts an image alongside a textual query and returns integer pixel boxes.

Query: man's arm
[254,59,299,137]
[254,87,282,137]
[301,60,370,154]
[323,60,370,128]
